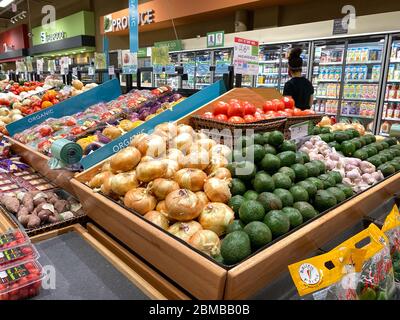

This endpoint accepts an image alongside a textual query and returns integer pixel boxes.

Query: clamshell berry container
[0,229,30,251]
[0,260,44,300]
[0,243,39,270]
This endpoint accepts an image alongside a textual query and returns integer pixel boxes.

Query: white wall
[180,11,400,50]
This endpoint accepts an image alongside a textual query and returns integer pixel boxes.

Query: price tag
[290,121,311,140]
[108,65,115,76]
[88,67,95,76]
[72,67,78,76]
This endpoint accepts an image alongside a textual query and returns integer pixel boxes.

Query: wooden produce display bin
[5,136,76,196]
[71,160,400,299]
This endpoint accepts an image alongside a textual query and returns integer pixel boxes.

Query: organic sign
[233,37,259,76]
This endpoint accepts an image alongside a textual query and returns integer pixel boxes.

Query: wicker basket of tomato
[193,98,287,141]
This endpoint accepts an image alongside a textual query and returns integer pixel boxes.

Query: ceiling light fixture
[0,0,15,8]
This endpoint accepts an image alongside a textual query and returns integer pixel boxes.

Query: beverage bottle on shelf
[387,103,395,119]
[389,85,397,99]
[395,85,399,99]
[383,103,388,119]
[394,104,400,119]
[391,46,396,60]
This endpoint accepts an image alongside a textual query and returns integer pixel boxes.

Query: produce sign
[233,37,259,76]
[201,96,314,124]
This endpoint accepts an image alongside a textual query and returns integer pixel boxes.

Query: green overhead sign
[154,40,182,52]
[32,11,95,46]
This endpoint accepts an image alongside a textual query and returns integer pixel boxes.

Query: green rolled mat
[51,139,83,165]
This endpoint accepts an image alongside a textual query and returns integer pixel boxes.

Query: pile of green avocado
[219,131,354,265]
[315,127,400,177]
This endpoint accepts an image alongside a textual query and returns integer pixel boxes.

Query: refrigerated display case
[181,52,196,89]
[154,53,180,89]
[213,48,233,83]
[379,35,400,136]
[256,44,281,89]
[312,40,346,117]
[339,36,386,131]
[256,42,310,92]
[195,51,212,90]
[280,43,310,91]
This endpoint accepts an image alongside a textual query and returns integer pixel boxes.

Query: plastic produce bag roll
[51,139,83,165]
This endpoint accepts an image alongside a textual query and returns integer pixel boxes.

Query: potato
[48,215,61,223]
[27,215,41,228]
[22,193,34,212]
[38,210,51,222]
[1,195,20,213]
[17,206,29,218]
[33,197,46,207]
[18,215,30,227]
[54,200,69,213]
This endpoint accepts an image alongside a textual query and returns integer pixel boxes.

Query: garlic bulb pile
[87,122,233,258]
[300,136,384,192]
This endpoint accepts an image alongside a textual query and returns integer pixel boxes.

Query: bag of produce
[334,223,396,300]
[382,204,400,281]
[288,247,365,300]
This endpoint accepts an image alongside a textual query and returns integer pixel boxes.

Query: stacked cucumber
[222,131,354,265]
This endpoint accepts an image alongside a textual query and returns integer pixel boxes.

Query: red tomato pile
[0,261,42,300]
[8,82,44,96]
[202,97,315,123]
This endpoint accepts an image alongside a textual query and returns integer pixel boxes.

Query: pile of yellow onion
[87,123,234,259]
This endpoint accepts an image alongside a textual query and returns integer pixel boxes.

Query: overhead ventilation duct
[235,10,249,32]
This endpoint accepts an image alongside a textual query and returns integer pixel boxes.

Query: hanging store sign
[103,9,155,35]
[40,31,67,44]
[233,37,259,76]
[122,49,138,74]
[154,40,182,52]
[207,31,224,48]
[129,0,139,53]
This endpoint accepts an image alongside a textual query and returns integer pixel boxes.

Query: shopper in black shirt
[283,47,314,110]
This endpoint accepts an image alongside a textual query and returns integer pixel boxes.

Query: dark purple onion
[96,132,112,144]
